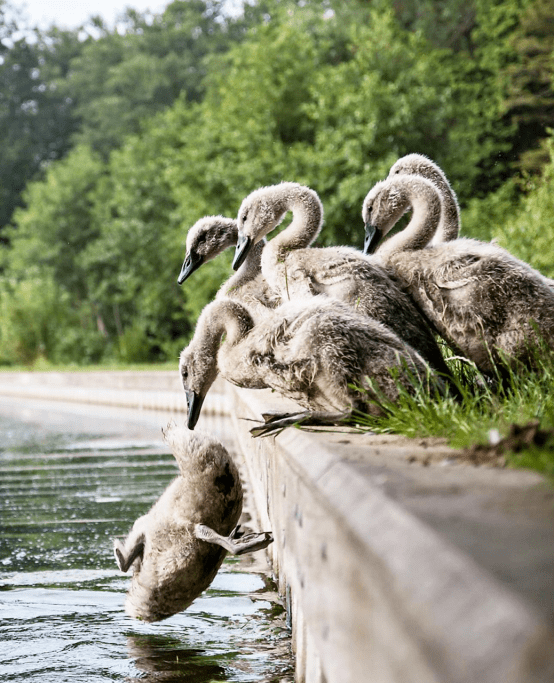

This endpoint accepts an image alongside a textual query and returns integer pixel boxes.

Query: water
[0,402,293,682]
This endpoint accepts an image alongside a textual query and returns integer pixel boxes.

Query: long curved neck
[429,176,460,244]
[221,239,265,295]
[272,185,323,252]
[197,299,254,351]
[377,182,441,261]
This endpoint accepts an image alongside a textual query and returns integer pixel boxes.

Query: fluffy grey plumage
[179,296,444,425]
[114,423,272,622]
[235,182,450,376]
[388,153,460,244]
[387,154,554,293]
[363,175,554,372]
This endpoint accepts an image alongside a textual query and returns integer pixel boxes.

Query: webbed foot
[113,536,145,573]
[249,409,352,437]
[195,523,273,555]
[114,541,126,572]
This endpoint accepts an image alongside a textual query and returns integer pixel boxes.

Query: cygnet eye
[366,204,373,214]
[241,209,249,223]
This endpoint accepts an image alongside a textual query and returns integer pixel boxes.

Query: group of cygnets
[178,153,554,433]
[114,153,554,623]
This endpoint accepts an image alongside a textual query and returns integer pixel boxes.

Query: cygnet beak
[185,389,205,430]
[232,233,252,271]
[177,251,203,285]
[363,222,382,255]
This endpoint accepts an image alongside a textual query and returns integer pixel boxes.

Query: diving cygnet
[114,423,273,621]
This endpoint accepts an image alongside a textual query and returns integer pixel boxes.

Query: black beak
[185,389,205,430]
[232,233,252,271]
[177,251,203,285]
[363,222,383,255]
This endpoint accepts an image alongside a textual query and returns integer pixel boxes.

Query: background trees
[0,12,81,233]
[1,0,553,366]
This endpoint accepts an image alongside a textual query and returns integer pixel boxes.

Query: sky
[17,0,170,31]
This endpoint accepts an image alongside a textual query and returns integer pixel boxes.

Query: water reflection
[126,634,227,682]
[0,404,293,682]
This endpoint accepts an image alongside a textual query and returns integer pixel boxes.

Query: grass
[354,342,554,481]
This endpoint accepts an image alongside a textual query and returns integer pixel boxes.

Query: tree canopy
[1,0,553,366]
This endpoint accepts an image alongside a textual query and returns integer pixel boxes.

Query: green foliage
[298,9,492,243]
[460,178,520,242]
[114,320,156,364]
[391,0,478,51]
[62,0,250,157]
[470,0,554,177]
[81,118,194,359]
[0,20,81,230]
[0,275,105,365]
[2,0,554,373]
[493,135,554,278]
[503,0,554,172]
[6,145,106,300]
[168,4,497,248]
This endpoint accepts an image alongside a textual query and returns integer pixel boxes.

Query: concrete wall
[230,384,554,683]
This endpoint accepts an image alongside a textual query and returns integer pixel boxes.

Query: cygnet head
[388,153,460,243]
[179,299,252,429]
[233,182,320,270]
[179,342,219,430]
[388,153,442,181]
[177,216,237,285]
[362,179,412,254]
[362,175,440,254]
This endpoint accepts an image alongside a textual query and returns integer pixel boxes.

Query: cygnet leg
[114,535,145,572]
[194,523,273,555]
[249,409,352,437]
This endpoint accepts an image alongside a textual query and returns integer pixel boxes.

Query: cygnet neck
[377,177,441,261]
[198,299,254,351]
[270,183,323,253]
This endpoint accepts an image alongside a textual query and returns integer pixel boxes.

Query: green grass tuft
[354,342,554,480]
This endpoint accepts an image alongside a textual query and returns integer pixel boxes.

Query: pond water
[0,402,293,682]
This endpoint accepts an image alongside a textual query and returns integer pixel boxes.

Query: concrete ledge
[0,371,228,415]
[230,384,554,683]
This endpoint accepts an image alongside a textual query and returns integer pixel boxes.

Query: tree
[5,144,106,307]
[61,1,250,157]
[469,0,535,179]
[503,0,554,171]
[390,0,477,51]
[81,116,195,359]
[493,134,554,277]
[297,8,501,242]
[4,0,546,365]
[0,10,81,232]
